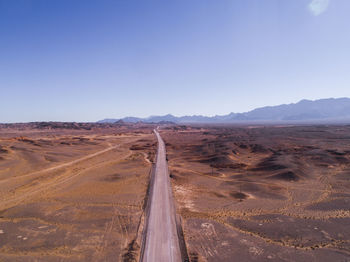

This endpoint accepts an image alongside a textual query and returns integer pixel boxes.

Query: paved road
[141,129,182,262]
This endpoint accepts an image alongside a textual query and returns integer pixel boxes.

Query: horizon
[1,0,350,122]
[1,96,350,123]
[100,96,350,120]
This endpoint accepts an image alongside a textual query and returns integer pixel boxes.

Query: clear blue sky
[1,0,349,122]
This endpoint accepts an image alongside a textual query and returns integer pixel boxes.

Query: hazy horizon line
[2,97,350,124]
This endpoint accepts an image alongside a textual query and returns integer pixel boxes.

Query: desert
[2,1,350,261]
[161,124,350,261]
[1,123,350,261]
[0,122,156,261]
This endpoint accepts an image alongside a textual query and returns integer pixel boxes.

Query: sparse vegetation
[0,124,156,261]
[162,125,350,261]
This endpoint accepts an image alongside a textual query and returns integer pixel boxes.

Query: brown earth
[0,123,156,261]
[161,125,350,262]
[2,123,350,262]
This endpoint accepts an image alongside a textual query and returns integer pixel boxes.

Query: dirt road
[141,129,182,262]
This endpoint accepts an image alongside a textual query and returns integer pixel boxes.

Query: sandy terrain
[161,125,350,262]
[2,122,350,262]
[0,123,156,261]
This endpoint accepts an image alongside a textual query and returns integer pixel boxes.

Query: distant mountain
[98,98,350,124]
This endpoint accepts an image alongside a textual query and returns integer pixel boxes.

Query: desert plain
[0,122,156,261]
[0,122,349,261]
[162,124,350,261]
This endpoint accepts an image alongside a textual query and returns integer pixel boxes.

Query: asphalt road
[141,129,182,262]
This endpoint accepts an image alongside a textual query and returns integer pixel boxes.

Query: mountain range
[98,98,350,124]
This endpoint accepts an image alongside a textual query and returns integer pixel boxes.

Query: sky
[1,0,350,122]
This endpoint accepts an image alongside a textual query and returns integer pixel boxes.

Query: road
[141,129,182,262]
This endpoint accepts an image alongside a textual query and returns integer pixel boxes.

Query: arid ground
[0,123,156,261]
[161,125,350,262]
[1,123,350,262]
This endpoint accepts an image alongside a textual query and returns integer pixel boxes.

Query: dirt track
[0,127,156,261]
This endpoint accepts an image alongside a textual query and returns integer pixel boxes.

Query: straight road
[141,129,182,262]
